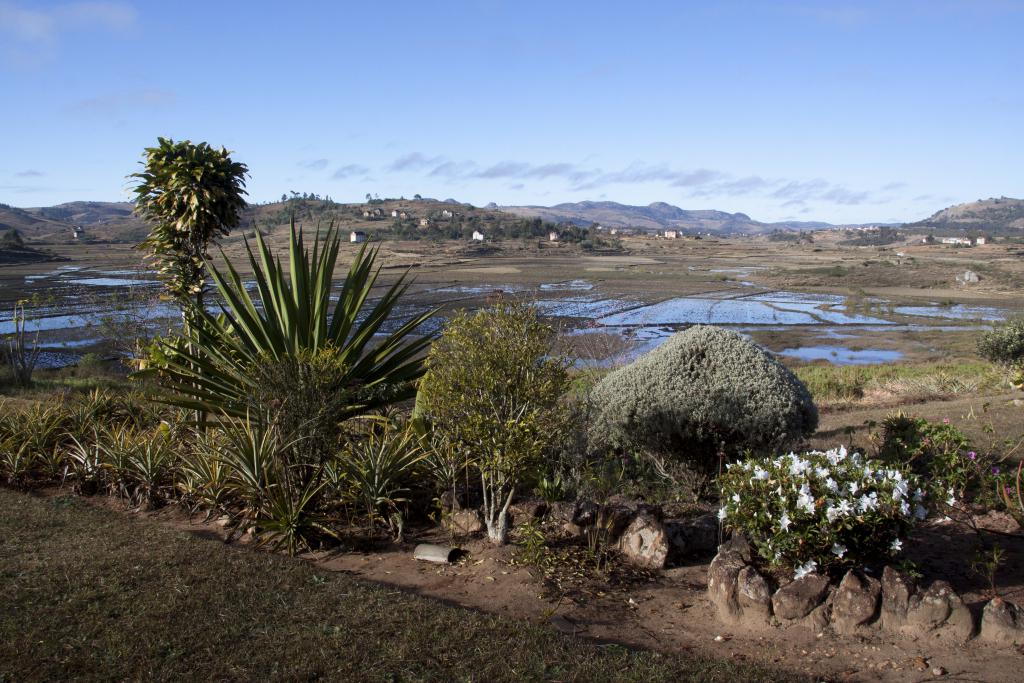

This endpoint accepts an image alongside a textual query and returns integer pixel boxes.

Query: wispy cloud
[299,158,329,171]
[67,88,174,114]
[331,164,369,180]
[14,169,44,177]
[0,1,137,67]
[382,152,883,207]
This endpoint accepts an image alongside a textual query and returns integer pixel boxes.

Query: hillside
[499,201,832,234]
[1,198,567,245]
[907,196,1024,235]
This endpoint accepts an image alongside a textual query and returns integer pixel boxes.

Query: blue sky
[1,0,1021,223]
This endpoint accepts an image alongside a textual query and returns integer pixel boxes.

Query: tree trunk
[482,470,515,545]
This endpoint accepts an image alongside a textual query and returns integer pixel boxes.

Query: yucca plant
[97,424,139,499]
[178,432,234,519]
[0,439,38,489]
[257,474,334,556]
[126,426,176,508]
[65,434,103,496]
[343,420,426,538]
[140,222,435,427]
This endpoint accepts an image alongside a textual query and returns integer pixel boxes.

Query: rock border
[708,536,1024,645]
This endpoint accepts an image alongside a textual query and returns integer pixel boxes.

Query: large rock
[973,510,1021,535]
[445,508,484,535]
[905,580,974,641]
[772,573,832,622]
[736,566,773,625]
[980,598,1024,645]
[880,565,916,631]
[617,513,669,569]
[832,570,881,634]
[707,548,746,622]
[508,499,547,525]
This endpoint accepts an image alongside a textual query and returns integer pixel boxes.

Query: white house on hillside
[472,230,485,241]
[548,231,559,242]
[941,237,972,246]
[663,230,680,239]
[350,231,367,243]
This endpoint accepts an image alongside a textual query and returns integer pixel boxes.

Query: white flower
[789,456,810,477]
[779,511,791,532]
[858,492,878,513]
[751,467,770,482]
[825,477,838,492]
[718,507,728,521]
[732,493,741,503]
[831,543,848,558]
[945,488,956,506]
[836,499,854,516]
[913,504,927,521]
[892,479,909,501]
[796,483,815,514]
[826,505,840,522]
[899,500,911,517]
[890,538,903,553]
[826,446,847,466]
[794,560,817,580]
[814,466,830,479]
[848,481,860,495]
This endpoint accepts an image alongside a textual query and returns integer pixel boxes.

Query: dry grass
[0,488,790,682]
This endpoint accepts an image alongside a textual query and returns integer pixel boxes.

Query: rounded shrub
[977,318,1024,368]
[719,447,923,577]
[587,325,817,462]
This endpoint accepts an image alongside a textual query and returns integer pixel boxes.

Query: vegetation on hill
[907,196,1024,235]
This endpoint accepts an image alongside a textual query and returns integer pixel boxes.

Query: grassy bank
[0,489,789,682]
[795,360,1004,408]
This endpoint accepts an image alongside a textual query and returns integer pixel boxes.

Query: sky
[0,1,1021,224]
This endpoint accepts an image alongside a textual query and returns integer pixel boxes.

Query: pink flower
[992,466,1001,475]
[942,418,950,425]
[968,451,977,460]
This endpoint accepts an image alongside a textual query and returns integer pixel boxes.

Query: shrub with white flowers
[718,446,925,578]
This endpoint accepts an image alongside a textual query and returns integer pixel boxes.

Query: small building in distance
[472,230,485,241]
[941,237,972,246]
[975,236,987,245]
[663,229,680,239]
[362,208,384,219]
[71,225,84,240]
[419,218,431,227]
[548,231,560,242]
[350,231,368,243]
[441,209,454,219]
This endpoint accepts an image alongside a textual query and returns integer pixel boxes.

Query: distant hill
[907,197,1024,235]
[499,201,833,234]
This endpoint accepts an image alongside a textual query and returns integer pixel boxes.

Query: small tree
[978,318,1024,387]
[416,302,568,544]
[131,137,248,324]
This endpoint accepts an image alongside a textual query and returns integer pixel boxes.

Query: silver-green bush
[587,326,817,463]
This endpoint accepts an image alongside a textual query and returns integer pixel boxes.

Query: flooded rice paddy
[0,266,1012,368]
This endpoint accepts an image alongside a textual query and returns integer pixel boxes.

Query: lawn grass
[0,489,792,682]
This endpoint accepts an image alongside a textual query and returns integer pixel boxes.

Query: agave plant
[140,222,435,426]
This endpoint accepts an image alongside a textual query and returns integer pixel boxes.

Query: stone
[508,500,547,525]
[973,510,1021,535]
[772,573,832,622]
[980,598,1024,645]
[707,548,746,622]
[571,500,599,526]
[445,508,484,535]
[718,533,755,564]
[832,570,881,634]
[736,565,773,625]
[905,580,974,641]
[547,501,575,523]
[956,270,980,284]
[666,513,720,561]
[880,565,916,631]
[617,513,669,569]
